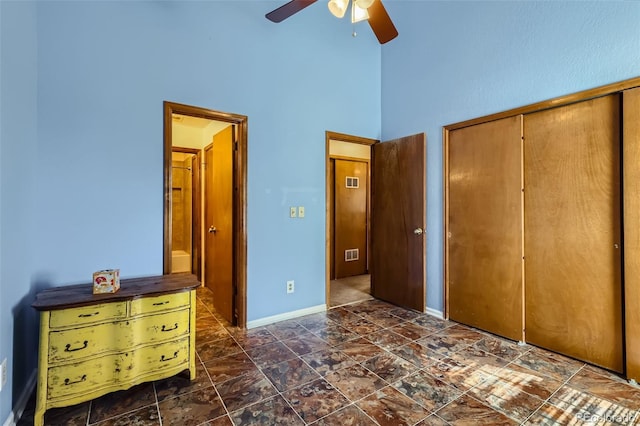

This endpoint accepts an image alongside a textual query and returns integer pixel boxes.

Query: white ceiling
[172,113,230,134]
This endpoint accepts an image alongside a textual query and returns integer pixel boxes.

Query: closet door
[447,116,523,341]
[623,87,640,381]
[524,94,623,372]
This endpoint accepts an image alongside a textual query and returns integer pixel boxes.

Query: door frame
[164,101,248,327]
[325,131,378,306]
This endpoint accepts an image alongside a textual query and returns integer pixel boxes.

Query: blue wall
[0,0,39,421]
[381,0,640,312]
[34,0,381,323]
[2,1,381,421]
[2,0,640,421]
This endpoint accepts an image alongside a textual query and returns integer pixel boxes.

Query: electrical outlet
[0,358,6,391]
[298,206,305,218]
[286,280,295,294]
[290,207,297,218]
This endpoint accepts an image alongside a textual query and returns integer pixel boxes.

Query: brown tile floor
[19,286,640,425]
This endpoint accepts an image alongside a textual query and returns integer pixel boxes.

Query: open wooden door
[204,126,235,324]
[371,133,426,311]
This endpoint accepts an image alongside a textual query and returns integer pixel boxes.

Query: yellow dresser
[31,274,199,426]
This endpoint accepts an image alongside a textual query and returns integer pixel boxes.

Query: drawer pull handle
[64,375,87,385]
[65,341,89,352]
[160,351,179,362]
[78,312,99,318]
[152,301,169,306]
[161,323,179,332]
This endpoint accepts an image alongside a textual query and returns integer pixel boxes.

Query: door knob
[414,227,424,235]
[209,226,217,234]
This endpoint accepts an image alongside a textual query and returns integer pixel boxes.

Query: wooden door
[330,159,335,280]
[204,126,234,324]
[371,133,426,311]
[334,159,368,278]
[623,87,640,381]
[191,152,202,280]
[447,116,523,341]
[524,95,623,372]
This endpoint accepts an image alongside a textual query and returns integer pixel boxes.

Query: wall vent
[345,248,359,262]
[345,176,360,189]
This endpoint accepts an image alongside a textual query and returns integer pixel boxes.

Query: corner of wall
[0,0,39,423]
[2,369,36,426]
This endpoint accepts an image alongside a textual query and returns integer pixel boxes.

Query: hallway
[329,274,372,307]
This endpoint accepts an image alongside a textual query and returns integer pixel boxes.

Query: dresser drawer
[130,292,190,316]
[49,321,117,362]
[49,309,191,362]
[47,354,119,399]
[49,302,127,328]
[122,337,190,381]
[130,309,190,346]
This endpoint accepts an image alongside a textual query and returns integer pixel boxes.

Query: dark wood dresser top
[32,273,200,311]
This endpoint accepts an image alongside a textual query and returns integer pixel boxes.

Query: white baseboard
[3,369,36,426]
[426,307,444,319]
[2,412,13,426]
[247,304,327,329]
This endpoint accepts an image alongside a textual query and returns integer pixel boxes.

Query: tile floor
[19,286,640,425]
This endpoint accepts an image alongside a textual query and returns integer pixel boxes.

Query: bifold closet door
[448,115,523,341]
[624,87,640,381]
[524,94,623,372]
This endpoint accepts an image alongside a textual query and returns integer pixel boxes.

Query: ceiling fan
[266,0,398,44]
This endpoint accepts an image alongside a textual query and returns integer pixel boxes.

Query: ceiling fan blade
[266,0,318,23]
[367,0,398,44]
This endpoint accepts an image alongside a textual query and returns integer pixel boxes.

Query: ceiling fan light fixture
[351,1,369,23]
[265,0,398,45]
[328,0,349,18]
[355,0,374,9]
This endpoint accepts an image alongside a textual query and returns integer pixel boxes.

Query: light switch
[290,207,297,218]
[298,206,305,218]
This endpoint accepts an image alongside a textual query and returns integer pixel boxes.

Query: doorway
[163,101,248,327]
[325,131,377,307]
